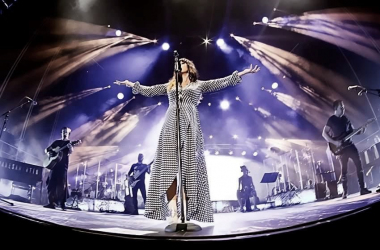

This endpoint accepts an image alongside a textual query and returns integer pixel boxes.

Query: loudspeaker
[315,183,326,200]
[123,195,136,214]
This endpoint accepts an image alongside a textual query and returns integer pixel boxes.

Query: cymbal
[269,147,287,155]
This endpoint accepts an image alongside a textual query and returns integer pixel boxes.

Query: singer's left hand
[114,80,135,87]
[238,64,260,77]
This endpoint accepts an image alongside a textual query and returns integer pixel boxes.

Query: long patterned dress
[132,71,242,222]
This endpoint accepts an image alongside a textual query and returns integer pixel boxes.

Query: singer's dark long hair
[167,58,198,91]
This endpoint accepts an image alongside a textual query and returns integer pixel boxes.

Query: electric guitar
[128,160,154,188]
[328,118,375,155]
[43,140,82,170]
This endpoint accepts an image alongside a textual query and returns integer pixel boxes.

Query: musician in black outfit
[237,165,259,212]
[322,100,371,199]
[43,127,73,210]
[127,153,150,215]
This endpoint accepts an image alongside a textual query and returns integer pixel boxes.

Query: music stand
[260,172,279,201]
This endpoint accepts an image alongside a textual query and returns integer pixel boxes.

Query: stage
[1,189,379,240]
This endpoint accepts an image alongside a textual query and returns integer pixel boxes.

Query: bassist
[127,153,150,215]
[322,100,371,198]
[43,127,73,210]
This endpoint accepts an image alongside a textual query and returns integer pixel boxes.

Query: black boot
[342,179,348,199]
[360,188,371,195]
[43,203,56,209]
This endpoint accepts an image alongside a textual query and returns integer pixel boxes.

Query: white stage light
[162,42,170,50]
[220,100,230,110]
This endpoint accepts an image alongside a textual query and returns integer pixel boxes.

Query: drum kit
[71,162,129,202]
[81,175,127,201]
[266,145,318,195]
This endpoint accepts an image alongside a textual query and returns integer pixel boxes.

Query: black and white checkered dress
[132,71,242,222]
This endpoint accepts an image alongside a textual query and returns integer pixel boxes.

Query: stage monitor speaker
[326,180,338,198]
[315,183,326,200]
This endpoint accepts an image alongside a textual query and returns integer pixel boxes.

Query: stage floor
[1,189,379,239]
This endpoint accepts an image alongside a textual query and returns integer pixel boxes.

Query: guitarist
[322,100,371,199]
[43,127,74,210]
[127,153,150,215]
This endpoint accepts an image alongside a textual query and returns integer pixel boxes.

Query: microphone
[25,96,37,105]
[173,50,181,71]
[358,89,367,96]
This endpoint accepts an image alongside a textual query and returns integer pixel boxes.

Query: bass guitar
[128,160,154,188]
[43,140,82,170]
[328,118,375,155]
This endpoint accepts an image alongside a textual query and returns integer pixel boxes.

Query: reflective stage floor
[1,188,379,240]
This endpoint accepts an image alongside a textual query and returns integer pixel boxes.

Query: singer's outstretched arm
[198,71,242,93]
[199,65,260,93]
[132,82,169,97]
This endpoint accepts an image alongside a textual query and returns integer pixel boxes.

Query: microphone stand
[355,87,380,97]
[364,88,380,97]
[165,51,202,232]
[353,86,380,193]
[0,99,33,206]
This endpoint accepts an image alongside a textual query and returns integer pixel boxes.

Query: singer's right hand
[114,80,135,88]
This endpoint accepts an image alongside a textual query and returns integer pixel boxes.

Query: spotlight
[153,39,157,43]
[202,37,211,45]
[272,82,278,89]
[253,151,258,156]
[216,39,225,46]
[220,100,229,110]
[117,93,124,99]
[116,30,121,36]
[162,42,170,50]
[262,17,269,23]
